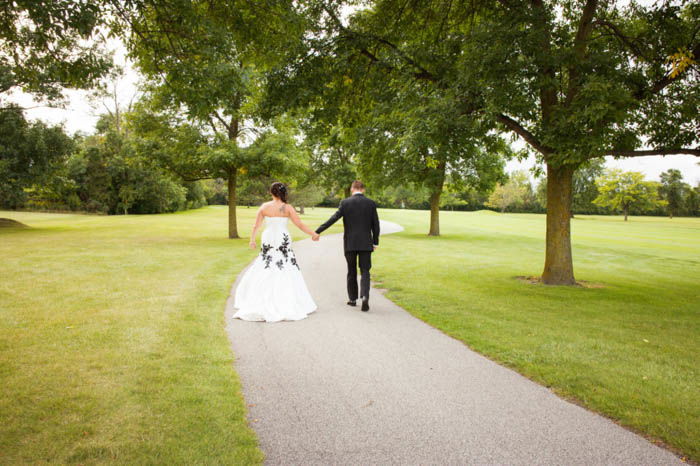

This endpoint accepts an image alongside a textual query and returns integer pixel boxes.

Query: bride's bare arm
[249,207,265,249]
[286,204,316,236]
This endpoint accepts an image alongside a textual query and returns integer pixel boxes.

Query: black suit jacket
[316,193,380,252]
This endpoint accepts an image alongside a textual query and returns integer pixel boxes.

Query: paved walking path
[224,221,679,465]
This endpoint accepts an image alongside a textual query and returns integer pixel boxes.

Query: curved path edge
[224,220,679,465]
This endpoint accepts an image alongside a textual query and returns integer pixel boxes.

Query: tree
[486,170,530,213]
[659,169,686,218]
[440,182,471,211]
[0,0,113,106]
[65,112,191,215]
[353,93,507,236]
[265,4,507,236]
[373,184,430,210]
[593,169,665,221]
[278,0,699,283]
[129,95,308,212]
[572,159,605,216]
[466,0,699,282]
[0,106,74,208]
[304,122,358,200]
[290,185,325,214]
[685,184,700,216]
[110,0,301,237]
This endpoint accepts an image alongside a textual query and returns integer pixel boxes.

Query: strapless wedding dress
[233,216,317,322]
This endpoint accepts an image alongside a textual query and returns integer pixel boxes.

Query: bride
[232,182,318,322]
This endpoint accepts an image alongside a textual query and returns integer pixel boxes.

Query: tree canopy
[0,106,74,208]
[264,0,699,283]
[0,0,114,105]
[594,169,666,221]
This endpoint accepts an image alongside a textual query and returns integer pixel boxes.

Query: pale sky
[9,38,700,186]
[506,154,700,186]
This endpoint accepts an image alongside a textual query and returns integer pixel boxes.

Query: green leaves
[0,0,113,102]
[593,169,666,217]
[659,168,688,217]
[0,106,74,208]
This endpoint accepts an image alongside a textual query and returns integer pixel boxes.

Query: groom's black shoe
[347,300,357,307]
[361,299,369,312]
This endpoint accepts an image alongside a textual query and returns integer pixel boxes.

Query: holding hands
[312,233,320,241]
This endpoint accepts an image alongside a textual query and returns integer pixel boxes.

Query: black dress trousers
[344,250,372,301]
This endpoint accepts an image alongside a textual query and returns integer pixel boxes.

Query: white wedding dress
[233,216,317,322]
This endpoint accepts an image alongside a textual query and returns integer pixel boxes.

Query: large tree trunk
[542,164,576,285]
[428,189,441,236]
[344,186,351,198]
[227,169,239,239]
[226,116,240,239]
[428,162,446,236]
[624,206,628,221]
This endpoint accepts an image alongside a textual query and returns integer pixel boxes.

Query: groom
[314,180,380,311]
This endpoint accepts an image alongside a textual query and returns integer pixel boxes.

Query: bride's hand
[249,239,256,250]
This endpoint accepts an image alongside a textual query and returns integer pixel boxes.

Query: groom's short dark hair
[351,180,365,191]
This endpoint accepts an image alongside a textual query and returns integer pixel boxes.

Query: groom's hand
[312,233,320,241]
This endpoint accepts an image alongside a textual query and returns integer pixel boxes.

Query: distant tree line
[484,165,699,218]
[2,102,697,220]
[1,106,200,214]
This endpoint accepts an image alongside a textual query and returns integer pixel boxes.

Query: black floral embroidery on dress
[261,243,273,269]
[277,234,291,261]
[260,234,297,271]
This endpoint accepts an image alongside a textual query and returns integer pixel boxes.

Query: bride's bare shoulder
[256,202,271,216]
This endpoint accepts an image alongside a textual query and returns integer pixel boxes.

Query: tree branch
[635,42,700,99]
[325,5,438,83]
[496,113,552,155]
[0,105,64,111]
[355,44,436,81]
[565,0,598,106]
[530,0,558,120]
[592,20,699,99]
[211,110,231,133]
[167,165,213,182]
[604,148,700,157]
[206,116,219,134]
[592,19,650,62]
[364,33,437,81]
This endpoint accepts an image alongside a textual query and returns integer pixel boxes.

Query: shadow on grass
[514,275,607,288]
[0,218,28,228]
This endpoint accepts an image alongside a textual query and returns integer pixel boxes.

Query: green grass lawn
[373,209,699,461]
[0,206,336,464]
[2,206,698,462]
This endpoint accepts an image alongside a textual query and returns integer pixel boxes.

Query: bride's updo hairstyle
[270,182,288,203]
